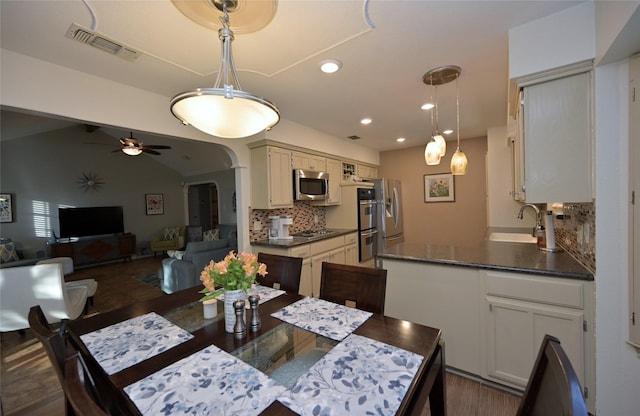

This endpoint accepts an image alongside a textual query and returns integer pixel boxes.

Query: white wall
[508,2,595,79]
[486,125,526,228]
[594,58,640,416]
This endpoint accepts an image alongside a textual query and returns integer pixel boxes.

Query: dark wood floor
[0,256,521,416]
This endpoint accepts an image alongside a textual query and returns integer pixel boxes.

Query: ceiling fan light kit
[117,132,171,156]
[170,0,280,139]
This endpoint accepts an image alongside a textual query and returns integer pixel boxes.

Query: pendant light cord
[456,74,460,150]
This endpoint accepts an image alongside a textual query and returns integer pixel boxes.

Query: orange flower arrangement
[199,251,267,302]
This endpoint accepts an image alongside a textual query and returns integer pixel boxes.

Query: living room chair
[150,226,185,257]
[257,252,303,294]
[319,262,387,314]
[516,334,588,416]
[0,263,88,332]
[36,257,98,310]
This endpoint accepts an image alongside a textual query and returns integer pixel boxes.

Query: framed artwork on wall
[0,194,14,222]
[145,193,164,215]
[424,173,455,203]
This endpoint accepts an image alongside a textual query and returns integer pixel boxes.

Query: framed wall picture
[145,193,164,215]
[0,194,14,222]
[424,173,455,202]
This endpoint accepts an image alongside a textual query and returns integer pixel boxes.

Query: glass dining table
[67,286,446,415]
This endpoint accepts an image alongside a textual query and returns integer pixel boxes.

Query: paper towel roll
[545,211,556,250]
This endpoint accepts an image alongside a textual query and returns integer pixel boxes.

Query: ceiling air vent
[65,23,142,62]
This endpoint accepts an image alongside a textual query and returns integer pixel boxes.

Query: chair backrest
[28,305,69,384]
[63,353,109,416]
[257,253,303,294]
[0,263,87,331]
[516,334,588,416]
[319,262,387,314]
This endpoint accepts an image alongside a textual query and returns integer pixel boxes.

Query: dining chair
[64,353,109,416]
[319,262,387,314]
[28,305,78,415]
[516,334,588,416]
[257,252,303,294]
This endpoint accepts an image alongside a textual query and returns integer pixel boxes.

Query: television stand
[50,234,136,267]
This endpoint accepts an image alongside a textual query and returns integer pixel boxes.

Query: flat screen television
[58,206,124,238]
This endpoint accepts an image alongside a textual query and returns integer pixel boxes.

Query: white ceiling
[0,0,593,157]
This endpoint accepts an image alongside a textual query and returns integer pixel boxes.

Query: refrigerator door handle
[387,234,403,241]
[361,229,378,238]
[392,187,400,227]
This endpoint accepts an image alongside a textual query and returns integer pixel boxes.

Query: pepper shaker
[248,295,261,332]
[233,300,246,338]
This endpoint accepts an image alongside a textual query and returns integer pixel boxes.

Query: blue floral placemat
[216,285,286,308]
[277,334,424,415]
[80,312,194,375]
[124,345,286,415]
[270,297,372,341]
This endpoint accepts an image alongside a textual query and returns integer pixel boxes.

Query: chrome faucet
[518,204,544,238]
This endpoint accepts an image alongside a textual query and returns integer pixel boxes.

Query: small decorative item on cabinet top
[424,173,455,203]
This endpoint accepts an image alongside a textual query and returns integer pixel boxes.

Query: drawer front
[310,236,345,256]
[485,271,584,309]
[290,244,311,258]
[344,233,358,245]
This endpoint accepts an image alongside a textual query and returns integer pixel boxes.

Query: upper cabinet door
[521,71,592,203]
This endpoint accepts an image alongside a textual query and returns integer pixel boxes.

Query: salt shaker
[248,295,261,332]
[233,300,246,338]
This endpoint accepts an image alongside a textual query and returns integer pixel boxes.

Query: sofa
[158,224,237,294]
[0,238,49,268]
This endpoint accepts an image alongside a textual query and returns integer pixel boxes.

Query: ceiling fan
[116,132,171,156]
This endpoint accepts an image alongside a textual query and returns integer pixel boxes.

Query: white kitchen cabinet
[344,233,358,265]
[515,70,592,203]
[311,158,342,206]
[357,164,377,180]
[292,151,326,172]
[252,234,352,297]
[483,270,593,406]
[250,145,293,209]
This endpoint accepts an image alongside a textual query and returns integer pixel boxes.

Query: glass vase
[223,289,246,333]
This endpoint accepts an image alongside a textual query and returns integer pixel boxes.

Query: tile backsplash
[249,202,327,241]
[553,202,595,274]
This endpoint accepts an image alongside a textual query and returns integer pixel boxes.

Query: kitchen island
[378,238,595,412]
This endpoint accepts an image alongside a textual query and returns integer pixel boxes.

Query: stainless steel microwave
[293,169,329,201]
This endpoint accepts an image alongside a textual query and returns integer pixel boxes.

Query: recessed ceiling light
[360,118,372,125]
[421,103,435,110]
[320,59,342,74]
[396,137,406,143]
[443,129,453,135]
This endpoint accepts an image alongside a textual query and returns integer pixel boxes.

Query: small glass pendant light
[450,74,468,175]
[425,140,441,165]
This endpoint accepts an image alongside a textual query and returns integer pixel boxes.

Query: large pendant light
[450,71,468,175]
[423,66,460,165]
[170,0,280,139]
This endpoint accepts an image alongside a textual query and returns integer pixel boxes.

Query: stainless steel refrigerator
[373,178,404,255]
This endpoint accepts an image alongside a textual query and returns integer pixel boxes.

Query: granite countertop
[251,229,357,248]
[378,240,594,281]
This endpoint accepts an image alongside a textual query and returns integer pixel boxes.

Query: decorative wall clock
[77,172,104,192]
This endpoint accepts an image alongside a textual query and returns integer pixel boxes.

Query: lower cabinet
[381,259,595,412]
[252,232,357,297]
[483,270,593,409]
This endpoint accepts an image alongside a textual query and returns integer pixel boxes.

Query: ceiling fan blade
[142,148,161,156]
[143,145,172,150]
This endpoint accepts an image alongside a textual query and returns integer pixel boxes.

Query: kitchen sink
[488,232,537,244]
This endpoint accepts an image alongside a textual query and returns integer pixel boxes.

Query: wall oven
[357,187,378,262]
[293,169,329,201]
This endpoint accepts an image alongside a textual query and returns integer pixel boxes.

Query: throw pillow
[167,250,185,260]
[163,227,180,240]
[203,229,219,241]
[0,242,20,264]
